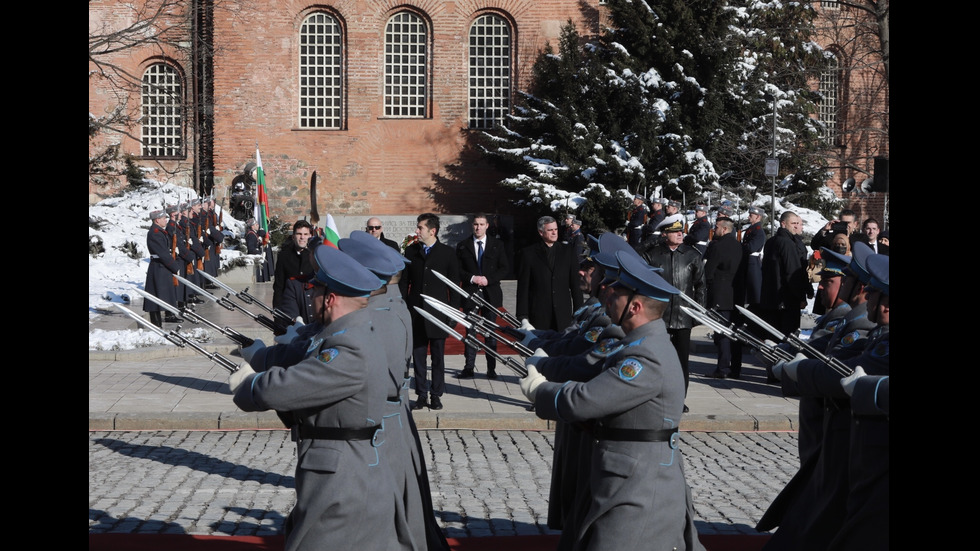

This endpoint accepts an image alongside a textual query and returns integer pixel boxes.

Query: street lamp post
[763,92,778,235]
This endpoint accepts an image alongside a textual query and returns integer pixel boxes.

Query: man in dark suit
[399,213,461,411]
[365,216,401,252]
[703,216,743,379]
[861,217,889,255]
[516,215,584,331]
[456,213,510,379]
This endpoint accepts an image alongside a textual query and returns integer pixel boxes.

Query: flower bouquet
[401,233,419,255]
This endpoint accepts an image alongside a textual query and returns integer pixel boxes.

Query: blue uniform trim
[554,381,574,423]
[367,418,381,466]
[660,417,677,466]
[874,376,888,412]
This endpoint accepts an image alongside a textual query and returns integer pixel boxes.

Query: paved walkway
[89,279,800,432]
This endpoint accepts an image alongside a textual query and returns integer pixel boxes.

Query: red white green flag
[253,147,270,233]
[322,213,340,248]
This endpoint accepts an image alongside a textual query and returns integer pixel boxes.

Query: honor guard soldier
[684,203,712,255]
[142,210,183,327]
[341,230,451,551]
[229,244,399,551]
[520,249,705,551]
[626,194,649,247]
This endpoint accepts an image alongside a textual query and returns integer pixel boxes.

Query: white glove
[240,338,266,363]
[773,352,807,382]
[840,365,867,397]
[274,323,302,345]
[520,318,535,330]
[518,329,538,347]
[228,363,256,393]
[520,363,547,403]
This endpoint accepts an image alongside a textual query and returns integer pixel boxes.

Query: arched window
[384,11,428,118]
[818,53,840,145]
[141,63,183,158]
[299,12,344,129]
[468,14,512,129]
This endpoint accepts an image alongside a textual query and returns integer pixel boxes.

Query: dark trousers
[712,310,743,376]
[412,337,446,399]
[667,327,692,396]
[463,309,497,372]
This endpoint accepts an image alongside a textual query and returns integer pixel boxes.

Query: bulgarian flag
[322,213,340,248]
[253,146,270,233]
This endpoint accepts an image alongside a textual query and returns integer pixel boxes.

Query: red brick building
[89,1,888,228]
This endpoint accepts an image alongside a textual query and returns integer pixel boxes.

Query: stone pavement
[89,278,801,432]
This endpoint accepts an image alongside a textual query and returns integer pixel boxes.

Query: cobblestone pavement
[89,429,798,538]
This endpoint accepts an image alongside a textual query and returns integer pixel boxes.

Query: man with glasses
[365,216,400,252]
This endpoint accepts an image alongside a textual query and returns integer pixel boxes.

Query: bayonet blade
[134,288,182,318]
[197,270,237,295]
[175,274,220,303]
[309,170,320,227]
[414,306,465,342]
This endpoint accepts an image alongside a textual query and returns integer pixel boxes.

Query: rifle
[428,268,521,327]
[171,231,179,287]
[196,270,294,327]
[421,294,533,356]
[175,273,291,336]
[134,288,255,347]
[114,303,240,372]
[195,213,205,270]
[735,305,852,377]
[679,306,792,365]
[674,292,794,364]
[215,197,223,255]
[413,306,527,377]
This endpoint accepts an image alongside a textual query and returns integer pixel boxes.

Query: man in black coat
[365,216,401,252]
[703,216,743,379]
[683,203,712,256]
[399,213,461,411]
[516,215,584,332]
[456,213,510,379]
[273,220,317,324]
[760,211,810,383]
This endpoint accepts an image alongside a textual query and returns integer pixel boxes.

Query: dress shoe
[729,371,741,380]
[455,369,475,379]
[188,296,205,304]
[486,370,498,380]
[411,398,428,410]
[709,370,727,379]
[164,314,184,323]
[429,397,443,410]
[683,404,690,413]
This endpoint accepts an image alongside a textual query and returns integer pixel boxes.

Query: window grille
[384,11,427,118]
[299,12,343,129]
[818,55,840,145]
[468,14,511,129]
[141,63,183,157]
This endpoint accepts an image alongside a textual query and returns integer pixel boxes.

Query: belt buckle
[668,431,679,450]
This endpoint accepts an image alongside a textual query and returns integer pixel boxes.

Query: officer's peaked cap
[312,245,384,296]
[339,231,403,278]
[613,250,680,302]
[866,254,889,296]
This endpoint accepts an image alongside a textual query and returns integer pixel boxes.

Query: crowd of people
[139,198,888,551]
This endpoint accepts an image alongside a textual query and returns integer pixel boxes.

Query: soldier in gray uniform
[229,245,397,551]
[520,249,705,551]
[340,230,451,551]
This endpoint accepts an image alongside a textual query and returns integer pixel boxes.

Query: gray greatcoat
[532,318,704,551]
[233,308,397,551]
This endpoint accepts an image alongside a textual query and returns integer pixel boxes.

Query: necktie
[477,240,484,274]
[424,245,431,256]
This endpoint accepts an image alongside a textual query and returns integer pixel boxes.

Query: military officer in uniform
[520,249,705,551]
[625,194,649,247]
[683,203,712,256]
[142,210,183,327]
[737,206,767,312]
[229,244,398,551]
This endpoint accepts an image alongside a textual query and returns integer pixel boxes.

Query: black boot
[149,311,163,328]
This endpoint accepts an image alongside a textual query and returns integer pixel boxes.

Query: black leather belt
[291,424,381,442]
[592,426,678,443]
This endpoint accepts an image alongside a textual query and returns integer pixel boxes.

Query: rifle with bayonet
[175,273,291,336]
[679,306,793,365]
[114,303,241,372]
[413,306,527,377]
[735,305,852,377]
[428,267,521,327]
[134,288,255,347]
[421,294,534,356]
[195,270,295,327]
[675,292,793,364]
